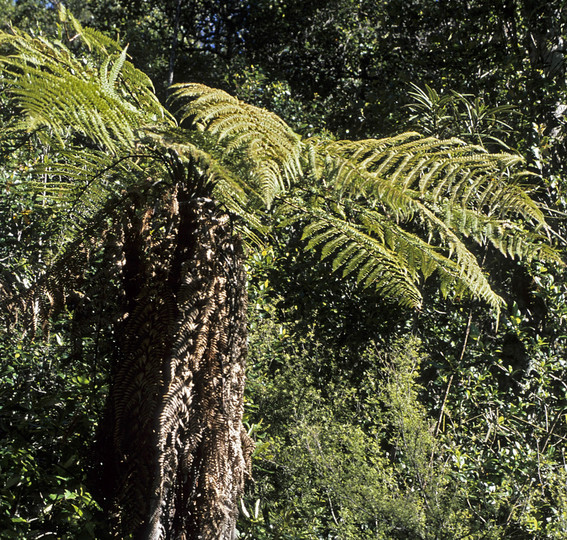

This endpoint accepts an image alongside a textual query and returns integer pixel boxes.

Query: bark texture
[98,192,252,539]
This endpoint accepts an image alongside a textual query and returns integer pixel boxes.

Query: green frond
[311,133,550,244]
[170,83,303,207]
[0,18,172,154]
[281,199,423,308]
[279,180,513,311]
[350,204,505,309]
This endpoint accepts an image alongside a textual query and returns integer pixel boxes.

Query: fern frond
[281,198,423,308]
[0,19,172,154]
[315,136,540,219]
[283,190,507,310]
[445,206,561,263]
[312,135,550,240]
[170,83,303,207]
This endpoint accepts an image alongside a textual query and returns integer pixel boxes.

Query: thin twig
[434,309,473,438]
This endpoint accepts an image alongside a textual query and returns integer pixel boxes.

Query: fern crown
[0,9,560,312]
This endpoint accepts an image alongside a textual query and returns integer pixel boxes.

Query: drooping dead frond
[99,195,252,539]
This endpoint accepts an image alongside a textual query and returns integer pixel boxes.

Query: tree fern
[3,18,556,312]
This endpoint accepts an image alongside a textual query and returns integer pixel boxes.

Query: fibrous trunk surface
[97,193,252,539]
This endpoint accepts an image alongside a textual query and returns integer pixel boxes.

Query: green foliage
[1,4,566,538]
[405,84,518,151]
[239,241,567,539]
[240,287,470,539]
[0,331,105,539]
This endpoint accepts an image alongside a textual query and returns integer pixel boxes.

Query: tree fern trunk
[97,194,252,539]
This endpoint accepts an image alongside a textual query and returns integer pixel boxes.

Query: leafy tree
[239,231,567,538]
[0,9,559,539]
